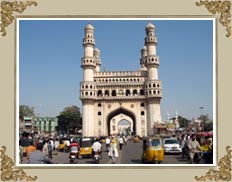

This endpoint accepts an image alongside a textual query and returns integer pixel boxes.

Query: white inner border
[16,17,216,167]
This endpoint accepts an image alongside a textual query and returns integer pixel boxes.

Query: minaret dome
[146,22,155,30]
[85,23,94,30]
[94,48,100,55]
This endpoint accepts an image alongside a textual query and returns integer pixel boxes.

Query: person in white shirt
[54,139,59,151]
[188,134,202,164]
[119,136,124,150]
[92,139,102,152]
[92,139,102,157]
[105,137,111,152]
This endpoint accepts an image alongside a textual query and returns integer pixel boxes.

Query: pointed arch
[107,107,136,136]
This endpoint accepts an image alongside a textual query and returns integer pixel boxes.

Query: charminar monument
[80,22,162,137]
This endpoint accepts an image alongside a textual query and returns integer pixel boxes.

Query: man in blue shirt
[28,142,52,164]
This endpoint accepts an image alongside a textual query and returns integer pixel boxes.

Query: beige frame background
[0,0,231,182]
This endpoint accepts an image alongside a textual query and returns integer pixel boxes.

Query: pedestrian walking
[123,135,127,146]
[119,136,124,150]
[108,136,119,164]
[26,140,36,160]
[105,136,111,152]
[47,141,53,160]
[42,141,48,156]
[54,138,59,151]
[180,135,186,159]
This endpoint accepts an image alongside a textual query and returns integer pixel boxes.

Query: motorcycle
[93,151,100,164]
[69,146,78,164]
[70,152,78,164]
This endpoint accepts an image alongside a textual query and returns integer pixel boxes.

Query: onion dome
[85,23,94,30]
[142,46,147,50]
[146,22,155,30]
[94,48,100,54]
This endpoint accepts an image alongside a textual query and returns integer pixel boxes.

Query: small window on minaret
[140,89,145,95]
[97,90,102,96]
[112,90,116,96]
[105,90,109,96]
[98,103,101,107]
[98,112,101,116]
[133,89,138,95]
[141,103,145,107]
[141,111,145,116]
[126,89,130,96]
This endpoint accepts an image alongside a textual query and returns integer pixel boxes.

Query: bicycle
[187,150,205,164]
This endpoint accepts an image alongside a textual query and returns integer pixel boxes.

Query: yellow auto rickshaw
[141,137,164,164]
[78,138,93,158]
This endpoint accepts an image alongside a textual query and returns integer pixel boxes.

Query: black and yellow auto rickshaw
[78,138,93,158]
[141,137,164,164]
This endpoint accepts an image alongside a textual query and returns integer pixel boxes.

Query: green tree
[198,114,212,131]
[172,116,191,128]
[57,105,82,134]
[19,105,35,120]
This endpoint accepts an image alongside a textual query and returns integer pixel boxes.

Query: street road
[23,141,187,165]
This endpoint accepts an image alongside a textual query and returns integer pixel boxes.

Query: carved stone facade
[80,23,162,137]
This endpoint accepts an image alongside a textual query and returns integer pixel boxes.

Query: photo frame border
[0,0,231,181]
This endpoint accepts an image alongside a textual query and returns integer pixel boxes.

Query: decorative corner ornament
[0,146,37,181]
[195,146,232,181]
[0,0,37,37]
[196,0,231,37]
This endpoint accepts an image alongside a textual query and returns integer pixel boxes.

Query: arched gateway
[80,22,163,137]
[107,107,136,136]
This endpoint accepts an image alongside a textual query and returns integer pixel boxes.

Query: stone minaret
[94,48,101,72]
[140,46,147,70]
[80,23,96,137]
[144,22,162,135]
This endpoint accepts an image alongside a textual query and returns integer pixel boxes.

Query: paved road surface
[22,141,187,165]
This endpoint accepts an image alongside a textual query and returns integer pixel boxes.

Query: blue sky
[19,19,214,120]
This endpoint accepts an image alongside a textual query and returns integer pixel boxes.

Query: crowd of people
[179,134,213,164]
[20,135,57,164]
[19,133,130,164]
[90,135,128,164]
[19,132,213,164]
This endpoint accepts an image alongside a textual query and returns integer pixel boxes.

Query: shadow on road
[130,159,142,164]
[85,160,97,164]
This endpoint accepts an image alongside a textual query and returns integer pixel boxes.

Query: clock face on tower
[119,89,123,95]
